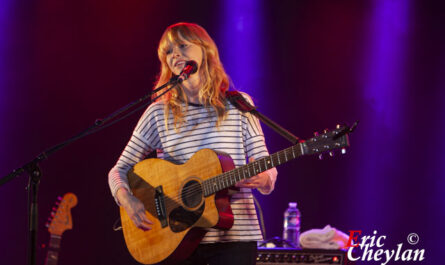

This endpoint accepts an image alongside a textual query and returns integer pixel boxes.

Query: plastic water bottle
[283,202,301,248]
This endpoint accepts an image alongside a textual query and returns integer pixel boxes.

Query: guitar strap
[226,90,300,144]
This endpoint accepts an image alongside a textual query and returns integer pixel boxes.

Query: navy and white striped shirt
[109,92,276,242]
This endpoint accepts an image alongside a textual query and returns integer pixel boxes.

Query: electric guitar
[120,125,354,265]
[45,193,78,265]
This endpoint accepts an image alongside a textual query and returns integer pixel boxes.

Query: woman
[109,22,278,265]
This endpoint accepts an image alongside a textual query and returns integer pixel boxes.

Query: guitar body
[120,149,236,265]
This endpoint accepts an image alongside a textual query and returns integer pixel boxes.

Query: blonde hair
[154,22,230,130]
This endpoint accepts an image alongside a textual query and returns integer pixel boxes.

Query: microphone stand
[0,75,181,265]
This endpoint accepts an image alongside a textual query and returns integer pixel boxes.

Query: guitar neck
[203,142,306,196]
[45,234,62,265]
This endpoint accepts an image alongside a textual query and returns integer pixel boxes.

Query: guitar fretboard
[202,142,306,196]
[45,234,62,265]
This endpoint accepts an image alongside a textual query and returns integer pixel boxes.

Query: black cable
[253,194,267,240]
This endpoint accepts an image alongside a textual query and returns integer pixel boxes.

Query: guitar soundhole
[181,180,203,208]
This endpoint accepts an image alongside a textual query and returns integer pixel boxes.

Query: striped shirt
[108,92,276,243]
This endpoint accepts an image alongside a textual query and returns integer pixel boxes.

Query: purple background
[1,0,443,264]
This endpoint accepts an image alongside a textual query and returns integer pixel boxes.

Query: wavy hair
[153,22,230,130]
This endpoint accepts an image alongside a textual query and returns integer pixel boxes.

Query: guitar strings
[154,161,257,210]
[156,149,304,214]
[160,159,280,212]
[158,149,295,205]
[156,167,242,210]
[150,134,337,206]
[139,138,338,213]
[152,144,298,204]
[151,151,292,210]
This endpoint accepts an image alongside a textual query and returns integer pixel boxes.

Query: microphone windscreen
[185,60,198,74]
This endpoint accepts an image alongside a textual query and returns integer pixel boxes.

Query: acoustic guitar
[45,193,78,265]
[120,125,353,264]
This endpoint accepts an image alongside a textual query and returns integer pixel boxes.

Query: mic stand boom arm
[226,90,300,144]
[0,76,181,265]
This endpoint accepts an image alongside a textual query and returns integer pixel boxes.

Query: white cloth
[299,225,349,249]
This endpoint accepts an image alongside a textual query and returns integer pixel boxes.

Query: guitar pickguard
[169,203,205,232]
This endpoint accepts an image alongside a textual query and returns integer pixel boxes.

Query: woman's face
[166,39,203,75]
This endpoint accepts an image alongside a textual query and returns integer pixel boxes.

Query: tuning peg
[329,151,334,157]
[318,154,323,160]
[341,148,346,155]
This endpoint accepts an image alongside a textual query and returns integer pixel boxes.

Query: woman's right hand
[116,188,153,231]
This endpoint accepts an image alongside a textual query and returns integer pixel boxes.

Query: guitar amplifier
[256,247,352,265]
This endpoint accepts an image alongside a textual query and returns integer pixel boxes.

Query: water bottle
[283,202,301,248]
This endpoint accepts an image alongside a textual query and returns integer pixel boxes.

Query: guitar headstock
[46,192,78,236]
[303,122,357,158]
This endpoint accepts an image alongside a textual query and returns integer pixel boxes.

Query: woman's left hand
[235,157,276,194]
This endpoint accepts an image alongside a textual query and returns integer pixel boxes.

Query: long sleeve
[108,103,163,203]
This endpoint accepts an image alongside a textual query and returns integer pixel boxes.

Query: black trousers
[180,241,257,265]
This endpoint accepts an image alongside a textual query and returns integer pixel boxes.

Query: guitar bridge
[154,186,168,228]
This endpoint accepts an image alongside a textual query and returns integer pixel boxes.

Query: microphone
[177,60,198,83]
